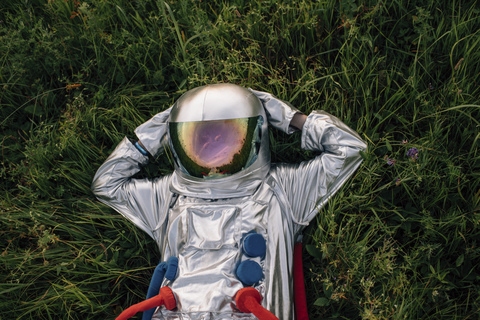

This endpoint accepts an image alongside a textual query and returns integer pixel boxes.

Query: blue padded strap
[142,261,167,320]
[165,257,179,281]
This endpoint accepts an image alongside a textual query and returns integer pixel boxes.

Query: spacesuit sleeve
[271,110,367,225]
[91,109,172,242]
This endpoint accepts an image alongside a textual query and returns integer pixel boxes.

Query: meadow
[1,0,479,319]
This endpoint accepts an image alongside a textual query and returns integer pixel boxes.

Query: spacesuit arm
[134,107,172,158]
[272,111,367,225]
[91,108,173,242]
[248,88,300,134]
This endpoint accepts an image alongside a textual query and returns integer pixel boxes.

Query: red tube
[293,242,309,320]
[116,287,176,320]
[235,287,279,320]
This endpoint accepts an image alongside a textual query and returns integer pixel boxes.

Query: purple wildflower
[387,158,396,166]
[407,147,419,160]
[396,179,401,186]
[384,155,396,166]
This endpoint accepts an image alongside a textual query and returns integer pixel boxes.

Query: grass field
[1,0,479,319]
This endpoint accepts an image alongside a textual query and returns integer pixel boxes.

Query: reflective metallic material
[169,117,261,178]
[173,119,250,169]
[169,84,266,122]
[92,84,367,320]
[169,84,267,179]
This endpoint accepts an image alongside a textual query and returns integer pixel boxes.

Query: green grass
[1,0,479,319]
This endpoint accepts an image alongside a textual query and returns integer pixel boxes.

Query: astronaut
[92,83,367,320]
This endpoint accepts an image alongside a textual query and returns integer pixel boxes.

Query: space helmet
[168,84,268,179]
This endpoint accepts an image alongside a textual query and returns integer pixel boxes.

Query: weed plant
[1,0,479,319]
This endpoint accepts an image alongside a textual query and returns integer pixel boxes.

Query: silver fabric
[248,88,299,134]
[92,85,367,320]
[135,107,172,158]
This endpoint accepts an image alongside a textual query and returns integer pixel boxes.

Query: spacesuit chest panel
[165,195,269,255]
[160,192,272,315]
[186,206,240,250]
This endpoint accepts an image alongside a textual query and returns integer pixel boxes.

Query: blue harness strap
[142,261,167,320]
[142,257,178,320]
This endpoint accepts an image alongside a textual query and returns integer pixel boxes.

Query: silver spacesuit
[92,84,367,320]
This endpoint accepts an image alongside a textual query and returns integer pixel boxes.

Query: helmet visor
[170,116,261,178]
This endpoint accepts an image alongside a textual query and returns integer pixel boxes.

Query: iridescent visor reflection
[170,117,257,177]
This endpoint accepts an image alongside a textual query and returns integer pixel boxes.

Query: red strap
[293,242,309,320]
[235,287,279,320]
[116,287,176,320]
